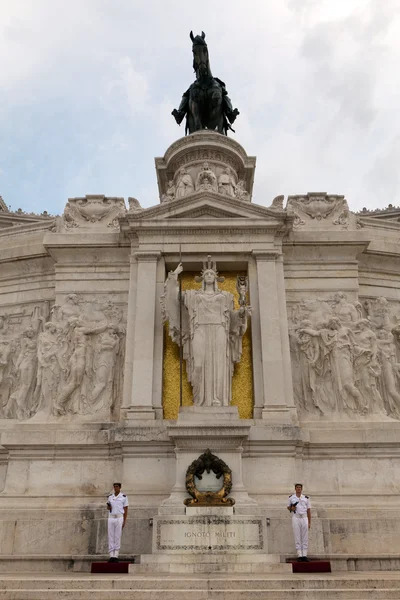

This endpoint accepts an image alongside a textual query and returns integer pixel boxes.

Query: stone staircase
[130,552,292,574]
[2,573,400,599]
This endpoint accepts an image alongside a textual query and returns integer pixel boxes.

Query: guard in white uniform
[107,482,129,562]
[287,483,311,562]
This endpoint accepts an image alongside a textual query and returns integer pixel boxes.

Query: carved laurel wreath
[184,448,235,506]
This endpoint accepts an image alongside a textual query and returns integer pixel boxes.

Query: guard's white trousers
[108,517,123,555]
[292,514,308,556]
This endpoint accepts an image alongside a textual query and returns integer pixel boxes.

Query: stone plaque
[154,516,264,553]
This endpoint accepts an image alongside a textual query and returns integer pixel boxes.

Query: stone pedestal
[159,406,258,515]
[129,505,291,574]
[137,406,292,574]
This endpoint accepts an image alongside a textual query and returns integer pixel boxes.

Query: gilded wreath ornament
[184,448,235,506]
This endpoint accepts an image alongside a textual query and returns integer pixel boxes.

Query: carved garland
[184,448,235,506]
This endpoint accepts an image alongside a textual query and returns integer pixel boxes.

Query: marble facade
[1,132,400,570]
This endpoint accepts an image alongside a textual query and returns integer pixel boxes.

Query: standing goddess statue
[162,257,250,407]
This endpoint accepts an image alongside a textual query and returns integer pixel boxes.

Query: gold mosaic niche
[162,271,254,420]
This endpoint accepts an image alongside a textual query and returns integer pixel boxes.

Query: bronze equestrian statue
[172,31,239,136]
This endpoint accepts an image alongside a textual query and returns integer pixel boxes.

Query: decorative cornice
[0,219,55,239]
[162,131,252,164]
[135,227,282,237]
[122,193,287,222]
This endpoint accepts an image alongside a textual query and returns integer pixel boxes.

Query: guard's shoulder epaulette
[305,495,309,498]
[122,494,126,497]
[288,494,292,497]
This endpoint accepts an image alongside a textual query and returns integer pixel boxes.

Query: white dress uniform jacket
[287,493,311,558]
[108,492,129,558]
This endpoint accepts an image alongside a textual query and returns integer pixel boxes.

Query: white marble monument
[1,132,400,573]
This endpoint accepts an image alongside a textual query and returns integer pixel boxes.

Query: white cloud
[0,0,399,213]
[106,57,149,116]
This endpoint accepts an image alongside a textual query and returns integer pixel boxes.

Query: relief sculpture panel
[0,296,126,422]
[289,293,400,421]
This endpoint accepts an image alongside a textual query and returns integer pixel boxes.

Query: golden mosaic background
[162,271,254,419]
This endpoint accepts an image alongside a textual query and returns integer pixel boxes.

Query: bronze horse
[172,31,239,136]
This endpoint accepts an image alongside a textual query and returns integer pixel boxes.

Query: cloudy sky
[0,0,399,215]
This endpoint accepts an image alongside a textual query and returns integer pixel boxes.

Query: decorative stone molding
[56,195,127,232]
[155,130,256,204]
[132,251,162,262]
[196,162,219,193]
[128,197,143,212]
[252,250,281,261]
[287,193,357,230]
[269,195,285,210]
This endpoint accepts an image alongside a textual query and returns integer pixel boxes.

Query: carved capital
[252,250,281,262]
[133,251,162,263]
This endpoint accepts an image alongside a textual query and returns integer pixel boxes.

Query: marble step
[138,552,282,563]
[130,562,292,574]
[1,588,400,600]
[2,574,400,589]
[1,573,400,599]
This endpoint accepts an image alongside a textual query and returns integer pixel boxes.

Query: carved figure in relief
[377,329,400,417]
[162,256,250,407]
[0,298,125,421]
[52,294,81,324]
[195,162,218,193]
[175,168,194,199]
[8,328,38,419]
[33,323,62,418]
[290,293,400,421]
[161,180,176,203]
[89,327,120,409]
[0,337,14,417]
[0,338,12,385]
[0,315,11,334]
[217,167,236,197]
[234,180,249,201]
[364,297,392,331]
[352,319,386,416]
[332,292,361,326]
[299,318,363,414]
[54,317,107,415]
[293,298,333,327]
[293,321,322,414]
[392,322,400,363]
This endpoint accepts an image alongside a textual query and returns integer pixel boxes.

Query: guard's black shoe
[302,557,310,562]
[297,557,303,562]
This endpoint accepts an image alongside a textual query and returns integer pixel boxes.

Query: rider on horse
[172,31,240,136]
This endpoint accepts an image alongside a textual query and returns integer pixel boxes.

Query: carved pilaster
[126,251,161,421]
[252,250,292,424]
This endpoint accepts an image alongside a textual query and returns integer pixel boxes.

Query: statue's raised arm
[172,31,240,136]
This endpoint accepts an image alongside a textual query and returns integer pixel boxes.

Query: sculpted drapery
[163,259,249,407]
